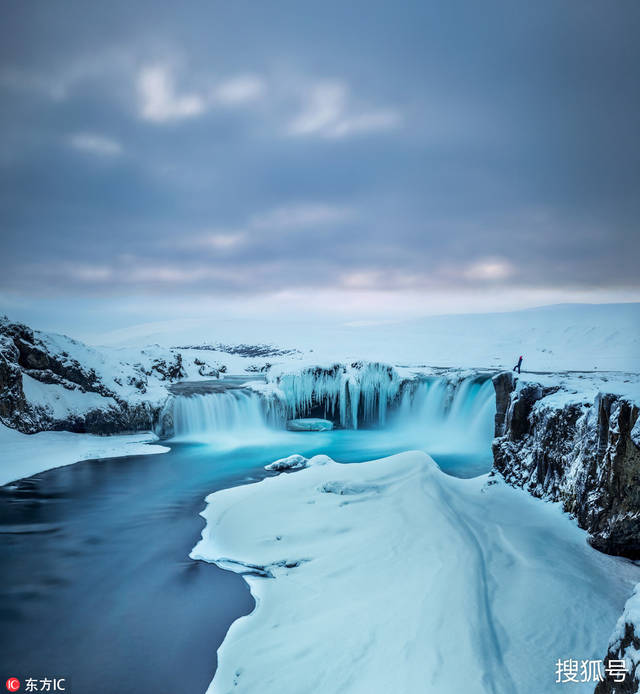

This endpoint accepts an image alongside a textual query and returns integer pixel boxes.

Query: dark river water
[0,430,491,694]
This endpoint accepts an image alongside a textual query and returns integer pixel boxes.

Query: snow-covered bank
[191,451,640,694]
[0,423,169,486]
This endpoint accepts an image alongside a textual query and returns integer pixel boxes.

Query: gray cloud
[0,0,639,317]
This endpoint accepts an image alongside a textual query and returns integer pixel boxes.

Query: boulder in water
[265,454,309,471]
[286,418,334,432]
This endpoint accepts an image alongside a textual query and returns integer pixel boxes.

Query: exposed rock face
[0,317,185,435]
[492,372,640,559]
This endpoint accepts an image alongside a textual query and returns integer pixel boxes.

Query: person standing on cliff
[513,355,523,374]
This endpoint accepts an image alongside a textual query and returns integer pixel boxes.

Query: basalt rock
[492,372,640,559]
[0,317,170,435]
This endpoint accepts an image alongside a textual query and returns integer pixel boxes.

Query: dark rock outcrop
[0,317,184,435]
[492,372,640,559]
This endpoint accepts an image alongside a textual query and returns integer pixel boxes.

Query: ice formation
[161,367,497,450]
[271,362,402,429]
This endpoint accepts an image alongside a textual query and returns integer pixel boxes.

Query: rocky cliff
[492,371,640,558]
[0,319,175,434]
[0,317,298,437]
[492,371,640,694]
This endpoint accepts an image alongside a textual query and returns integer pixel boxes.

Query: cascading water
[160,369,496,474]
[392,376,496,456]
[166,390,272,443]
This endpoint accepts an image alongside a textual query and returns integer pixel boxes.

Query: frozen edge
[0,423,169,486]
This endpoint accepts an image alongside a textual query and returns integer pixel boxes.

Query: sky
[1,0,639,340]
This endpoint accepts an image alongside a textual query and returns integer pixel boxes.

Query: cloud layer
[0,0,638,323]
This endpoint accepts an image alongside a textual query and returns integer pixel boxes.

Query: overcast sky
[1,0,639,337]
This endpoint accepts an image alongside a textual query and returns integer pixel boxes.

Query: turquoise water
[0,429,492,693]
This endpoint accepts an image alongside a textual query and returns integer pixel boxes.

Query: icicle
[270,362,403,429]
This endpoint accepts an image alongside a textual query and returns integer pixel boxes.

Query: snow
[0,423,169,486]
[22,373,118,419]
[84,303,640,373]
[518,371,640,406]
[191,451,640,694]
[631,416,640,449]
[264,454,309,471]
[607,584,640,681]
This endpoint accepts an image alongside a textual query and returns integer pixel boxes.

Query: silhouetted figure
[513,355,523,374]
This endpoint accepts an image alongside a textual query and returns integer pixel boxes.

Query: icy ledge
[191,451,639,694]
[0,423,169,486]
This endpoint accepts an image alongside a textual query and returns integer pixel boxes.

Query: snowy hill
[86,303,640,373]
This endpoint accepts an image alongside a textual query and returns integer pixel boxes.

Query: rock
[0,316,162,435]
[265,454,309,471]
[286,418,334,432]
[150,353,185,381]
[492,372,640,559]
[492,371,516,436]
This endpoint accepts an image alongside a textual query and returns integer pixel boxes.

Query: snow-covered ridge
[91,303,640,373]
[190,450,640,694]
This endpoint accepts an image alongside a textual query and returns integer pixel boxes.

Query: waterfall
[392,376,495,452]
[166,390,271,442]
[159,369,496,459]
[270,364,494,439]
[273,362,402,429]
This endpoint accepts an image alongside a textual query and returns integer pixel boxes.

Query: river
[0,425,492,694]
